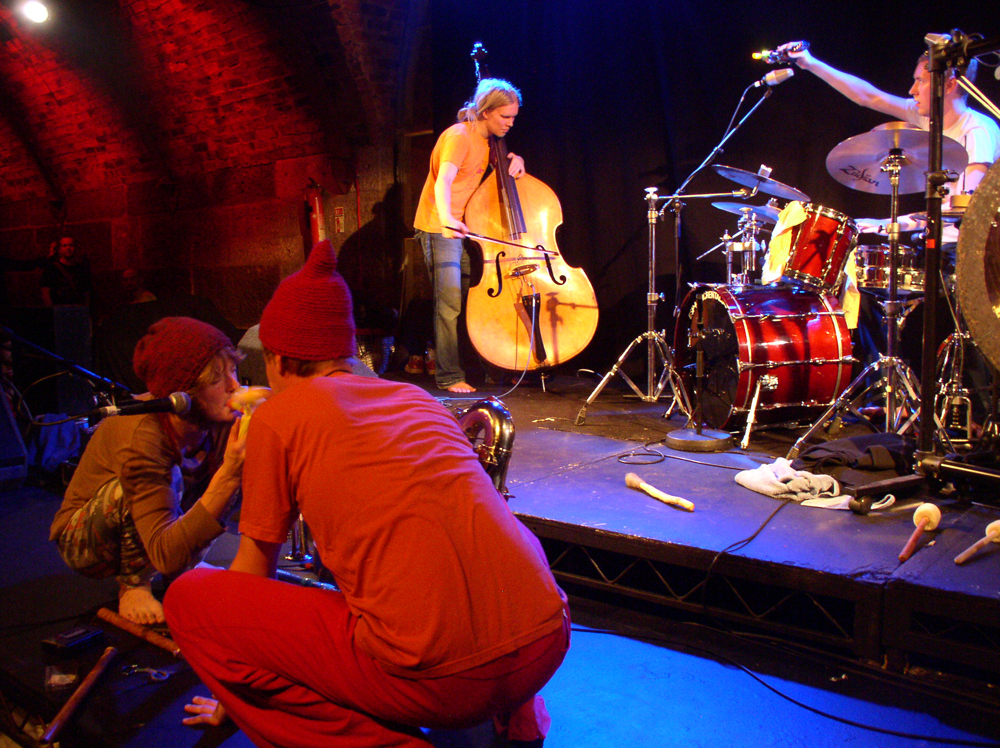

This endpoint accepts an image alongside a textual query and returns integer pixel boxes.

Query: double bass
[463,47,598,373]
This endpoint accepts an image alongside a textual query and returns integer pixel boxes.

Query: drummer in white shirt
[778,36,1000,236]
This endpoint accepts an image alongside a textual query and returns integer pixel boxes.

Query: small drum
[782,204,858,293]
[854,244,925,295]
[674,285,854,429]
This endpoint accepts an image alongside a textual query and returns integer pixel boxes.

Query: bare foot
[445,381,476,393]
[119,583,165,625]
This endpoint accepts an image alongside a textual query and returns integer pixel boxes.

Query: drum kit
[671,122,992,453]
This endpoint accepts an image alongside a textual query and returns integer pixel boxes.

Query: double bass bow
[463,45,598,373]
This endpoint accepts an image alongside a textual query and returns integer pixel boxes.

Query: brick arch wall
[0,0,417,334]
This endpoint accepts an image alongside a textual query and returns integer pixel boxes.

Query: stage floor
[2,371,999,747]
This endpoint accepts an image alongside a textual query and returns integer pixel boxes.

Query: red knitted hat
[258,239,356,361]
[133,317,234,397]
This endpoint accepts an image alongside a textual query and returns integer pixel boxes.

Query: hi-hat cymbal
[826,128,969,195]
[711,201,780,224]
[712,165,810,202]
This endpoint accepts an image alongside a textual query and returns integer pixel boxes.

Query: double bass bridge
[508,261,539,279]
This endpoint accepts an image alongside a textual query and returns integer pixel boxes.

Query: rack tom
[781,204,858,293]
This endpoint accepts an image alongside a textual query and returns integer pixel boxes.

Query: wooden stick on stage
[625,473,695,512]
[96,607,182,657]
[954,520,1000,565]
[41,645,117,745]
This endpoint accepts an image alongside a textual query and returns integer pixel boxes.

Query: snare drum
[674,284,854,429]
[782,204,858,293]
[854,244,925,295]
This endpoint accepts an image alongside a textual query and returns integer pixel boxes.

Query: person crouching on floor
[164,239,570,748]
[50,317,245,625]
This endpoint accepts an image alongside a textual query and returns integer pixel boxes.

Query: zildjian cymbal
[712,164,810,202]
[826,127,968,195]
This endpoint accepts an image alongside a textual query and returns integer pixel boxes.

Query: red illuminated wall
[0,0,422,330]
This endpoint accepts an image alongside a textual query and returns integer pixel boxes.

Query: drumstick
[41,645,117,744]
[954,520,1000,565]
[625,473,695,512]
[898,503,941,563]
[96,608,183,657]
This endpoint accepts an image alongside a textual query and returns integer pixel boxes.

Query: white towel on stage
[735,457,842,502]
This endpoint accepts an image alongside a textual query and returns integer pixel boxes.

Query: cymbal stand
[725,210,766,286]
[576,187,690,425]
[787,151,921,458]
[575,187,747,426]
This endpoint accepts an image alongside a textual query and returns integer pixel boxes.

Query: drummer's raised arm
[779,42,911,121]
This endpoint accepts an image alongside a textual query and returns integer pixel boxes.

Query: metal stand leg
[576,331,688,425]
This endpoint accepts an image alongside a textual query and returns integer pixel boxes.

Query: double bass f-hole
[543,254,567,286]
[489,251,506,297]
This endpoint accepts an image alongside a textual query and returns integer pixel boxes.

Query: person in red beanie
[51,317,246,624]
[164,240,569,748]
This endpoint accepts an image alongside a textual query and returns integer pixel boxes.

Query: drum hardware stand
[696,207,770,287]
[787,152,922,459]
[909,31,1000,495]
[576,187,705,425]
[740,374,778,449]
[664,295,733,452]
[933,268,992,451]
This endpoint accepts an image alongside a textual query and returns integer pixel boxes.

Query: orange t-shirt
[239,373,566,678]
[413,121,490,233]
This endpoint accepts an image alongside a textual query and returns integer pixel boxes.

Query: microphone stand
[576,84,776,430]
[1,324,130,405]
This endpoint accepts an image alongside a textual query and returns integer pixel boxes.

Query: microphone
[625,473,695,512]
[754,68,795,88]
[90,392,191,419]
[752,41,808,64]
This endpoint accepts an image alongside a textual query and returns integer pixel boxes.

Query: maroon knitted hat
[258,239,356,361]
[133,317,233,397]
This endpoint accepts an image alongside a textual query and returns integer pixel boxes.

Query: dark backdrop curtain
[430,0,999,368]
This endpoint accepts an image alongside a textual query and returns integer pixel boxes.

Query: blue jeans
[415,230,471,388]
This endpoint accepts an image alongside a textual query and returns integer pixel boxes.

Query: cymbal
[913,208,966,224]
[711,201,780,224]
[825,128,969,195]
[712,165,810,202]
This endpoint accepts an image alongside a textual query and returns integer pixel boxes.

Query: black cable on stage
[710,625,1000,716]
[572,624,1000,747]
[696,496,793,620]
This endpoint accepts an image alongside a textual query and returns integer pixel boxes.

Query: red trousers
[164,568,569,748]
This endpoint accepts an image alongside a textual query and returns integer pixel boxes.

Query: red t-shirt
[239,373,566,677]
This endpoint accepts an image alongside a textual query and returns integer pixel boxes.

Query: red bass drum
[674,285,854,429]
